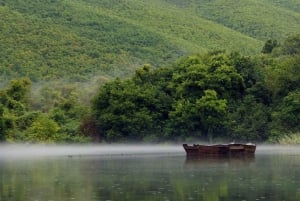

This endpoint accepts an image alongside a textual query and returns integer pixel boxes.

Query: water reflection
[185,155,255,167]
[0,145,300,201]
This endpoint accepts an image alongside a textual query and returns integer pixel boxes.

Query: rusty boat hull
[183,143,256,156]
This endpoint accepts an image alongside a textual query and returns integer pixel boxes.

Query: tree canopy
[92,37,300,142]
[1,35,300,143]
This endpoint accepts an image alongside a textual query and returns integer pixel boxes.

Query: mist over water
[256,144,300,155]
[0,144,183,159]
[1,144,300,201]
[0,143,300,159]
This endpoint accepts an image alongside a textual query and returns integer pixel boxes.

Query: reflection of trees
[0,155,299,201]
[171,155,299,201]
[0,158,95,201]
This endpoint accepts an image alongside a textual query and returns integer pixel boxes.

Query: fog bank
[0,144,183,159]
[1,144,299,160]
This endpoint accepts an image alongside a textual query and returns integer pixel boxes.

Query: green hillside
[262,0,300,13]
[0,0,300,82]
[164,0,300,40]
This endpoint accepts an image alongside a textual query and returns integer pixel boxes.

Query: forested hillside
[1,34,299,143]
[0,0,300,143]
[1,0,300,83]
[164,0,300,40]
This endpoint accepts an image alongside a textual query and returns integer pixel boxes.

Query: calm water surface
[0,145,299,201]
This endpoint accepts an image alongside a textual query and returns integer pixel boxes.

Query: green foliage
[79,114,101,141]
[262,0,300,13]
[278,133,300,145]
[167,99,199,138]
[5,78,31,102]
[231,53,261,86]
[280,34,300,55]
[92,72,173,141]
[272,90,300,132]
[24,114,60,143]
[1,0,299,83]
[195,90,227,139]
[93,52,244,141]
[167,89,227,140]
[227,95,270,141]
[179,0,300,41]
[92,35,300,143]
[264,52,300,99]
[0,11,299,144]
[0,78,91,143]
[15,111,41,130]
[0,78,31,116]
[169,51,245,101]
[262,39,278,54]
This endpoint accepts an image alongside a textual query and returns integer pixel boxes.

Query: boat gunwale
[183,143,256,156]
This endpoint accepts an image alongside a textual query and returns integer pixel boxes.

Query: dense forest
[1,35,300,143]
[91,35,300,143]
[0,0,300,143]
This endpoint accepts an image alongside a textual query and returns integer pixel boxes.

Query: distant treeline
[1,35,299,143]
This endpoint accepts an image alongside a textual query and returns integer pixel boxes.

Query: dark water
[0,145,300,201]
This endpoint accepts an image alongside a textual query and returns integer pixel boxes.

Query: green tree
[167,99,201,138]
[91,44,300,142]
[195,90,227,141]
[265,54,300,99]
[273,90,300,132]
[167,89,227,141]
[92,64,175,142]
[170,52,245,101]
[231,53,262,87]
[261,39,278,54]
[227,95,270,141]
[79,114,102,141]
[25,114,60,142]
[0,78,32,116]
[6,78,31,103]
[48,89,87,140]
[281,34,300,55]
[206,64,245,100]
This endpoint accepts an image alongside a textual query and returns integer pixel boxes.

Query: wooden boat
[183,143,256,156]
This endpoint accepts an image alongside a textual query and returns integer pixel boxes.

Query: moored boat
[183,143,256,156]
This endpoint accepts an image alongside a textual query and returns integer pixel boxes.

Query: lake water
[0,145,299,201]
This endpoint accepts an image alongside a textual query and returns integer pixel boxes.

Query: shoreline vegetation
[1,35,300,144]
